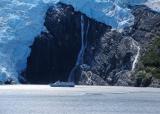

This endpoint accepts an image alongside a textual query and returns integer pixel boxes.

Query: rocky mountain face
[22,3,160,87]
[126,6,160,87]
[22,3,111,84]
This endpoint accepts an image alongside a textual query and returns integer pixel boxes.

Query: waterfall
[131,42,140,71]
[68,15,89,82]
[76,15,85,65]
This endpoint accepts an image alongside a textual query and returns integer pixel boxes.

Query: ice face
[59,0,148,29]
[145,0,160,12]
[0,0,160,82]
[0,0,50,82]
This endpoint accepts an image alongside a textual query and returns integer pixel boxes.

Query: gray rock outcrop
[22,3,160,87]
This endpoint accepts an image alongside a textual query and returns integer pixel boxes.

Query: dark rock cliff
[22,3,160,87]
[22,3,111,84]
[79,5,160,86]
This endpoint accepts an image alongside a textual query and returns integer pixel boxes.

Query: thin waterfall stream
[68,15,89,82]
[132,41,140,71]
[76,15,85,65]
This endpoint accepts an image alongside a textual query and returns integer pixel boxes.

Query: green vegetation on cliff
[138,37,160,79]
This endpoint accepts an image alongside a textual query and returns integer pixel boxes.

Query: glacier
[0,0,52,82]
[0,0,160,82]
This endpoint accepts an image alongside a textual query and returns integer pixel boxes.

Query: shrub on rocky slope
[135,37,160,87]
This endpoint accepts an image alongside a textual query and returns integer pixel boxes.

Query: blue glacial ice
[0,0,160,82]
[0,0,53,82]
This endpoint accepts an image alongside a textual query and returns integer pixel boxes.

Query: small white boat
[49,81,75,87]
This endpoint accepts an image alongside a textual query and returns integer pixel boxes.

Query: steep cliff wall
[23,3,160,87]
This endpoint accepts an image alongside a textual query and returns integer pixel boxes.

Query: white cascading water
[76,15,85,65]
[131,41,141,71]
[0,0,160,82]
[68,15,90,82]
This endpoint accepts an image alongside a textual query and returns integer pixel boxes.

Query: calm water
[0,85,160,114]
